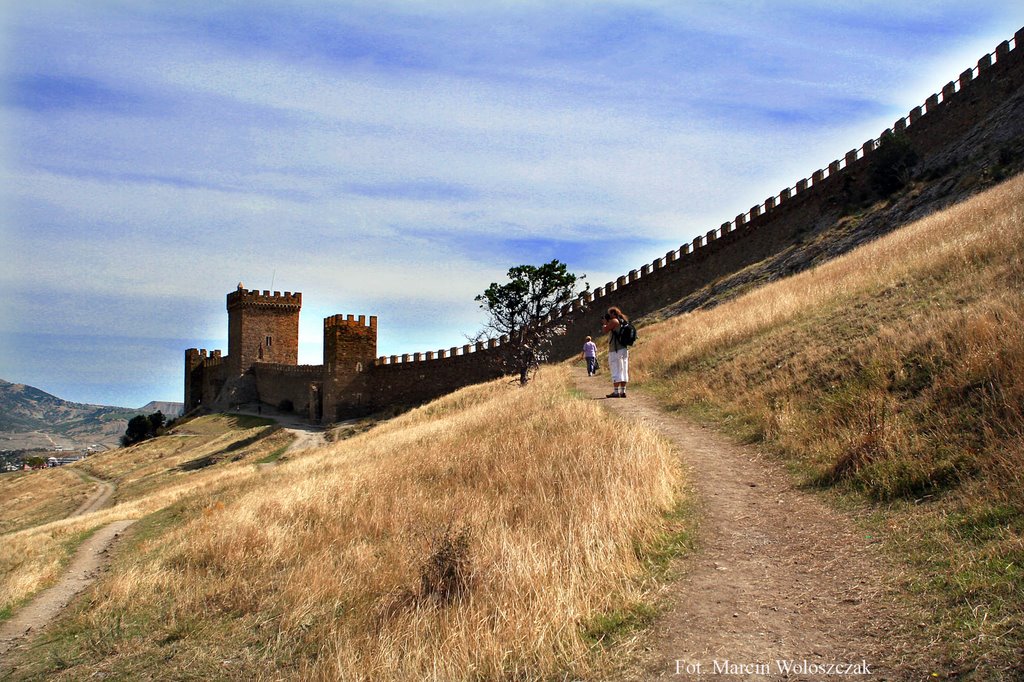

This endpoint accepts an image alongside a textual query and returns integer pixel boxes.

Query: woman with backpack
[602,306,634,398]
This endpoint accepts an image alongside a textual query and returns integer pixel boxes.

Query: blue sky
[1,1,1022,407]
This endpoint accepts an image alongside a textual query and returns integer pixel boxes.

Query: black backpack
[615,318,638,347]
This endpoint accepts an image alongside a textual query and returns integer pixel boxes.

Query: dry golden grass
[0,415,293,622]
[0,467,96,535]
[81,414,278,479]
[634,172,1024,498]
[631,172,1024,672]
[94,415,290,500]
[9,367,683,680]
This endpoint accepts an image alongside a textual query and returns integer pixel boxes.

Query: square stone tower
[226,284,302,376]
[322,314,377,421]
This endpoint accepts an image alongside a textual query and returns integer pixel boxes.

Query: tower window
[266,336,273,347]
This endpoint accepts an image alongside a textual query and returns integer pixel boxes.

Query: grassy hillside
[0,468,97,535]
[0,415,292,624]
[7,175,1021,678]
[631,172,1024,674]
[3,369,686,680]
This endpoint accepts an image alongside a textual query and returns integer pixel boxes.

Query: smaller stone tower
[324,314,378,373]
[183,349,223,412]
[226,284,302,376]
[322,314,378,422]
[184,348,208,411]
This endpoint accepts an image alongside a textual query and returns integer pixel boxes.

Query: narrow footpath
[0,520,136,663]
[231,405,328,458]
[573,367,925,680]
[0,471,131,667]
[69,471,115,517]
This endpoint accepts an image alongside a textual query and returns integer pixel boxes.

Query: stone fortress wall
[185,29,1024,424]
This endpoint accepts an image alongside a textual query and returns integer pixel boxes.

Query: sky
[1,1,1022,408]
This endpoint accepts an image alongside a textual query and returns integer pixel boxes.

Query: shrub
[869,130,919,196]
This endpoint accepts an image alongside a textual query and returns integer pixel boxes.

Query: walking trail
[281,422,327,455]
[231,405,328,462]
[0,473,134,665]
[573,367,924,680]
[3,385,926,676]
[0,413,325,668]
[69,471,115,517]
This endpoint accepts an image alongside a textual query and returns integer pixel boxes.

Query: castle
[184,284,511,422]
[186,28,1024,424]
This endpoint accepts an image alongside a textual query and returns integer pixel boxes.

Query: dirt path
[573,368,921,680]
[0,519,136,663]
[283,427,327,455]
[0,471,123,667]
[229,405,327,459]
[68,472,115,517]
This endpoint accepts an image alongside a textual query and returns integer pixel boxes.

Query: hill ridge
[0,378,182,450]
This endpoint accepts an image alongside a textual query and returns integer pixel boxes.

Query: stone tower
[323,314,377,374]
[322,314,377,422]
[226,284,302,376]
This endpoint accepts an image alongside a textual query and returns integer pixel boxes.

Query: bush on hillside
[869,130,919,196]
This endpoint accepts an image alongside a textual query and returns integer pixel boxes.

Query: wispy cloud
[344,179,480,202]
[6,74,153,113]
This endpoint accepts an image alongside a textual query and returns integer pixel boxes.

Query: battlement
[635,28,1022,255]
[323,312,378,370]
[226,283,302,375]
[185,348,223,363]
[373,336,508,365]
[324,314,378,330]
[184,348,226,412]
[511,26,1024,321]
[359,27,1024,376]
[226,284,302,311]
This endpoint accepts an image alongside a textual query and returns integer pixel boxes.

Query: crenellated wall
[362,341,506,415]
[542,27,1024,358]
[185,29,1024,424]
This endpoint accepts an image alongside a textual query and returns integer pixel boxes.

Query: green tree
[148,410,166,432]
[475,259,587,385]
[121,411,166,447]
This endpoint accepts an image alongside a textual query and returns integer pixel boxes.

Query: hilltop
[0,379,182,451]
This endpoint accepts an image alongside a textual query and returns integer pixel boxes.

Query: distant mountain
[0,379,182,450]
[138,401,185,416]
